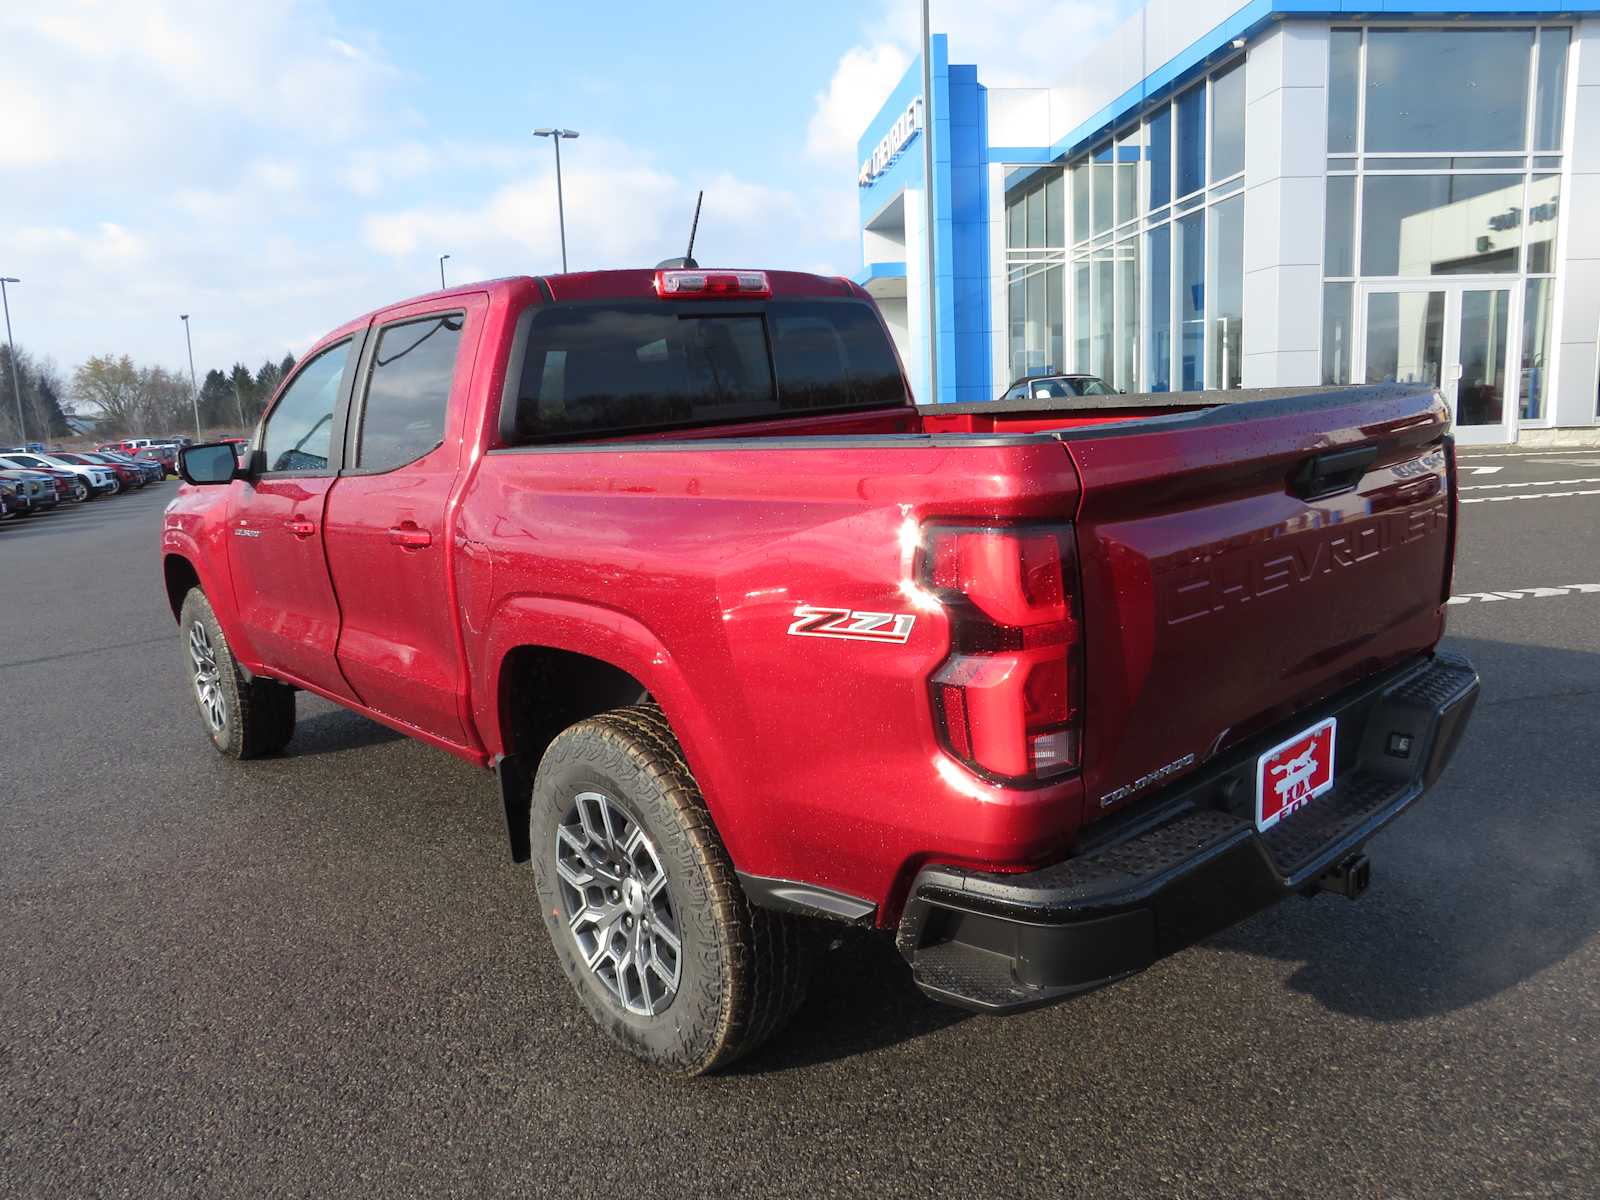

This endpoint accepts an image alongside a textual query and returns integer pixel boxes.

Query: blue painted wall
[855,37,991,404]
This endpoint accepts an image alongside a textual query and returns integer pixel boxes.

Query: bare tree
[72,354,146,434]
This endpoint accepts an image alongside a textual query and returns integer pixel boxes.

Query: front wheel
[530,705,812,1074]
[178,588,296,758]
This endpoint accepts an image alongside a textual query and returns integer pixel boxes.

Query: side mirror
[178,443,241,486]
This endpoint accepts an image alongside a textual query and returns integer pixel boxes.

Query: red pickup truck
[162,268,1478,1073]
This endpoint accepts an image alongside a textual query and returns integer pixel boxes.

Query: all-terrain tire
[178,588,296,759]
[529,704,811,1074]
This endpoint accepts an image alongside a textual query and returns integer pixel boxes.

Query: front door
[227,336,362,701]
[1359,282,1518,446]
[322,298,484,747]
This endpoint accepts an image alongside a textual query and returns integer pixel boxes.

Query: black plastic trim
[738,872,876,925]
[897,651,1480,1013]
[493,753,532,864]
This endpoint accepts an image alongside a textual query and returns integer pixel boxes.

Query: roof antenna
[655,190,703,270]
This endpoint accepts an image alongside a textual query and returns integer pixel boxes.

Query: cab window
[262,340,353,473]
[354,314,463,472]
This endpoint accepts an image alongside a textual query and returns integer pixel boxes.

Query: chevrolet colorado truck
[163,268,1479,1074]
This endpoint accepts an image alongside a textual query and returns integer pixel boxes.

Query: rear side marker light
[654,269,771,298]
[922,523,1083,786]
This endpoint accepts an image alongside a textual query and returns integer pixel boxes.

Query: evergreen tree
[229,363,259,421]
[254,358,284,406]
[198,368,237,429]
[279,352,296,379]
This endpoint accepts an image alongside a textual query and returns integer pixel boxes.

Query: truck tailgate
[1060,385,1454,820]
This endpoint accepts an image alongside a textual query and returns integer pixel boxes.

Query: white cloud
[806,0,1125,173]
[807,43,912,166]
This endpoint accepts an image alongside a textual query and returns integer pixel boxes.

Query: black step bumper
[896,652,1480,1013]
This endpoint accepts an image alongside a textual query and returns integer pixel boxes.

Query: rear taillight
[921,523,1083,785]
[654,269,771,298]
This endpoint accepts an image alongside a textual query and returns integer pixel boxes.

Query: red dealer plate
[1255,717,1337,832]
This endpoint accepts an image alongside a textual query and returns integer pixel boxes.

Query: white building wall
[1241,22,1329,388]
[987,162,1011,394]
[1555,18,1600,429]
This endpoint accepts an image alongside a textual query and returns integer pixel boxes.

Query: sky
[0,0,1140,387]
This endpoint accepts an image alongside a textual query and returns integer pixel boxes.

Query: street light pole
[179,314,201,438]
[438,253,450,290]
[533,128,580,272]
[1,277,25,442]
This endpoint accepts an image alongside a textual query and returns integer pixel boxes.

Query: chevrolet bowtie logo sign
[858,96,924,188]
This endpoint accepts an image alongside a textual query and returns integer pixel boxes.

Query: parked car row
[0,443,174,521]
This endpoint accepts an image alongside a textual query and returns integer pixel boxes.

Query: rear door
[321,296,485,746]
[1062,389,1454,820]
[226,336,362,700]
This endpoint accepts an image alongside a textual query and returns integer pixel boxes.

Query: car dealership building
[853,1,1600,443]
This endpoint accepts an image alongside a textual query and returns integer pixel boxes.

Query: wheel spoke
[553,789,682,1017]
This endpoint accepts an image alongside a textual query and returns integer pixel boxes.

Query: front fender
[161,503,261,668]
[476,596,747,863]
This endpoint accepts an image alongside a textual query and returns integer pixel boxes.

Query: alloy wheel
[554,791,683,1016]
[188,620,226,734]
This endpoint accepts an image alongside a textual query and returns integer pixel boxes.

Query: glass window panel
[1072,163,1090,244]
[1211,62,1246,182]
[1147,224,1172,394]
[1325,175,1356,278]
[1364,290,1445,386]
[1116,240,1140,393]
[1366,156,1527,171]
[358,315,463,471]
[1027,266,1047,374]
[1534,155,1562,170]
[1360,174,1525,276]
[1322,282,1354,386]
[1007,197,1025,249]
[1328,29,1361,154]
[1457,288,1511,427]
[1527,173,1560,273]
[1093,252,1115,382]
[1535,28,1571,151]
[1116,131,1140,225]
[1047,264,1064,375]
[1364,29,1532,152]
[262,340,352,473]
[1009,277,1027,380]
[1026,183,1045,249]
[1328,157,1357,172]
[1045,170,1065,247]
[1176,85,1206,198]
[1521,277,1553,420]
[1074,261,1091,372]
[1178,210,1205,391]
[1148,105,1173,211]
[1206,194,1244,390]
[1091,143,1114,236]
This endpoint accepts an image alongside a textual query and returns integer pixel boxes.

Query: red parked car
[161,268,1478,1073]
[57,451,141,490]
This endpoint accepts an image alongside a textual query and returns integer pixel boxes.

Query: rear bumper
[896,651,1479,1013]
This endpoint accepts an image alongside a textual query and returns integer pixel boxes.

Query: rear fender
[477,597,745,859]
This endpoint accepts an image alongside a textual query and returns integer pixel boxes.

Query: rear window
[507,300,904,442]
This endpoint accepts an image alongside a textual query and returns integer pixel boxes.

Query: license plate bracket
[1255,717,1337,832]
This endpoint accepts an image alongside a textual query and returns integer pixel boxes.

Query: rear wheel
[73,481,88,502]
[530,705,811,1074]
[178,588,295,759]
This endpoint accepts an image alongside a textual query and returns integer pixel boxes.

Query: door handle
[1289,445,1379,501]
[388,523,432,549]
[285,518,317,539]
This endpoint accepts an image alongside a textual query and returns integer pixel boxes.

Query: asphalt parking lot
[3,448,1598,1199]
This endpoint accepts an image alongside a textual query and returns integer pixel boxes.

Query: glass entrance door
[1359,283,1519,445]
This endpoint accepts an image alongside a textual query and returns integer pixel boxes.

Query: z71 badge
[787,606,916,644]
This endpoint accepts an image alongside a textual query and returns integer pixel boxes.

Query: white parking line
[1460,476,1600,492]
[1449,584,1600,605]
[1461,488,1600,504]
[1457,447,1600,459]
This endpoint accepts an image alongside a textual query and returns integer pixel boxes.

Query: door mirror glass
[179,443,240,485]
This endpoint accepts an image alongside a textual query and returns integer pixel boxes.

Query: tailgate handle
[1290,446,1379,501]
